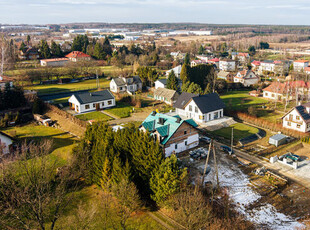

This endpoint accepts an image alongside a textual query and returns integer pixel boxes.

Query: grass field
[76,111,113,122]
[210,123,259,141]
[221,90,269,111]
[24,78,110,95]
[1,124,77,163]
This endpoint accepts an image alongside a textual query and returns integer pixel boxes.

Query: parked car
[220,145,233,154]
[199,136,211,143]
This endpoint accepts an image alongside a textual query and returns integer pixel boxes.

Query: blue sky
[0,0,310,25]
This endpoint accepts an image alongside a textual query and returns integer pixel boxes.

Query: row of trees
[0,84,26,111]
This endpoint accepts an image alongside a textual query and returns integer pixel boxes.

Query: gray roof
[270,134,287,141]
[174,92,199,109]
[113,78,126,86]
[174,92,225,113]
[132,75,142,84]
[73,90,114,104]
[192,93,225,113]
[158,79,167,85]
[296,105,310,122]
[154,88,179,100]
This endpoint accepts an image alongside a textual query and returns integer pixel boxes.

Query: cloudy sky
[0,0,309,25]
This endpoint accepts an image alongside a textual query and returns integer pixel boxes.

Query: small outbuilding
[269,134,288,147]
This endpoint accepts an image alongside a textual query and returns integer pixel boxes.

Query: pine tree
[26,35,31,45]
[99,157,111,189]
[184,53,190,65]
[50,41,63,57]
[166,71,178,91]
[180,64,191,83]
[103,37,112,56]
[187,82,203,94]
[198,45,204,55]
[203,83,212,95]
[150,154,187,204]
[93,42,105,60]
[39,40,51,59]
[19,41,26,51]
[181,81,191,92]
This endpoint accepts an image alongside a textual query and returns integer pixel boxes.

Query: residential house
[40,58,69,67]
[294,60,309,72]
[249,90,262,97]
[0,76,13,89]
[18,47,39,60]
[196,55,209,62]
[234,69,260,86]
[110,76,142,94]
[305,67,310,74]
[140,112,199,157]
[154,88,179,105]
[166,65,182,78]
[174,92,225,124]
[274,60,290,75]
[232,52,250,63]
[65,51,91,62]
[217,70,234,82]
[154,79,182,89]
[219,59,236,71]
[259,60,275,73]
[0,131,14,154]
[170,51,185,61]
[282,103,310,132]
[251,60,261,70]
[207,58,220,68]
[190,59,207,67]
[263,81,292,101]
[68,90,115,113]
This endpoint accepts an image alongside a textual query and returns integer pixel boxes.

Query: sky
[1,0,310,25]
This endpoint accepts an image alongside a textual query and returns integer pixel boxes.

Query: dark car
[199,136,211,143]
[220,145,233,154]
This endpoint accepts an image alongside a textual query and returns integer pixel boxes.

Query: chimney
[151,111,156,116]
[176,117,182,123]
[157,118,165,125]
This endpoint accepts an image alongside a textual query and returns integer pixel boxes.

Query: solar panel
[296,106,310,120]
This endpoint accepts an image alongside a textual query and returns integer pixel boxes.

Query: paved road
[213,140,310,189]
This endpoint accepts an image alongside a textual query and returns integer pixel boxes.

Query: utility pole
[212,143,219,189]
[96,70,99,89]
[230,127,234,155]
[201,140,213,186]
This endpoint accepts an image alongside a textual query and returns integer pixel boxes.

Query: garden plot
[198,155,305,229]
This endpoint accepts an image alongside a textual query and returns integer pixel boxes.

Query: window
[189,105,192,111]
[289,114,293,120]
[185,141,187,146]
[265,92,268,96]
[175,144,178,149]
[199,115,203,120]
[195,106,198,113]
[102,102,105,107]
[93,103,96,108]
[271,94,275,98]
[296,116,300,120]
[287,122,291,126]
[108,100,112,105]
[184,130,187,135]
[297,124,301,128]
[85,104,90,109]
[214,112,218,119]
[209,114,211,120]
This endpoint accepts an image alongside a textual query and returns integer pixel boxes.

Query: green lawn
[221,90,268,111]
[24,78,110,95]
[76,111,113,122]
[210,123,259,141]
[1,124,77,163]
[105,102,134,118]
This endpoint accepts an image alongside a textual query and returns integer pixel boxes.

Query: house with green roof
[140,111,199,157]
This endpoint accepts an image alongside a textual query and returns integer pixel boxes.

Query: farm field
[76,111,113,122]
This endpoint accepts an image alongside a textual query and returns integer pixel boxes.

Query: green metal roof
[141,112,198,145]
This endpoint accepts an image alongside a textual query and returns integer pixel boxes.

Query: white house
[40,58,69,67]
[219,59,236,71]
[154,79,182,89]
[0,76,13,89]
[196,55,209,62]
[174,92,225,124]
[65,51,91,62]
[232,52,250,63]
[190,60,206,67]
[282,103,310,133]
[234,70,260,86]
[141,112,199,157]
[110,76,142,94]
[166,65,182,78]
[0,132,14,154]
[259,60,275,73]
[293,60,309,72]
[68,90,115,113]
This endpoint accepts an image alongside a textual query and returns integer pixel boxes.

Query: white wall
[282,108,310,133]
[0,133,13,154]
[219,61,235,71]
[164,133,199,157]
[155,81,165,89]
[68,95,115,113]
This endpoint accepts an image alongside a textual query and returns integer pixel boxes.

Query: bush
[32,98,46,115]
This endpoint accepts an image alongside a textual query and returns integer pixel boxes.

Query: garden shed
[269,134,288,147]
